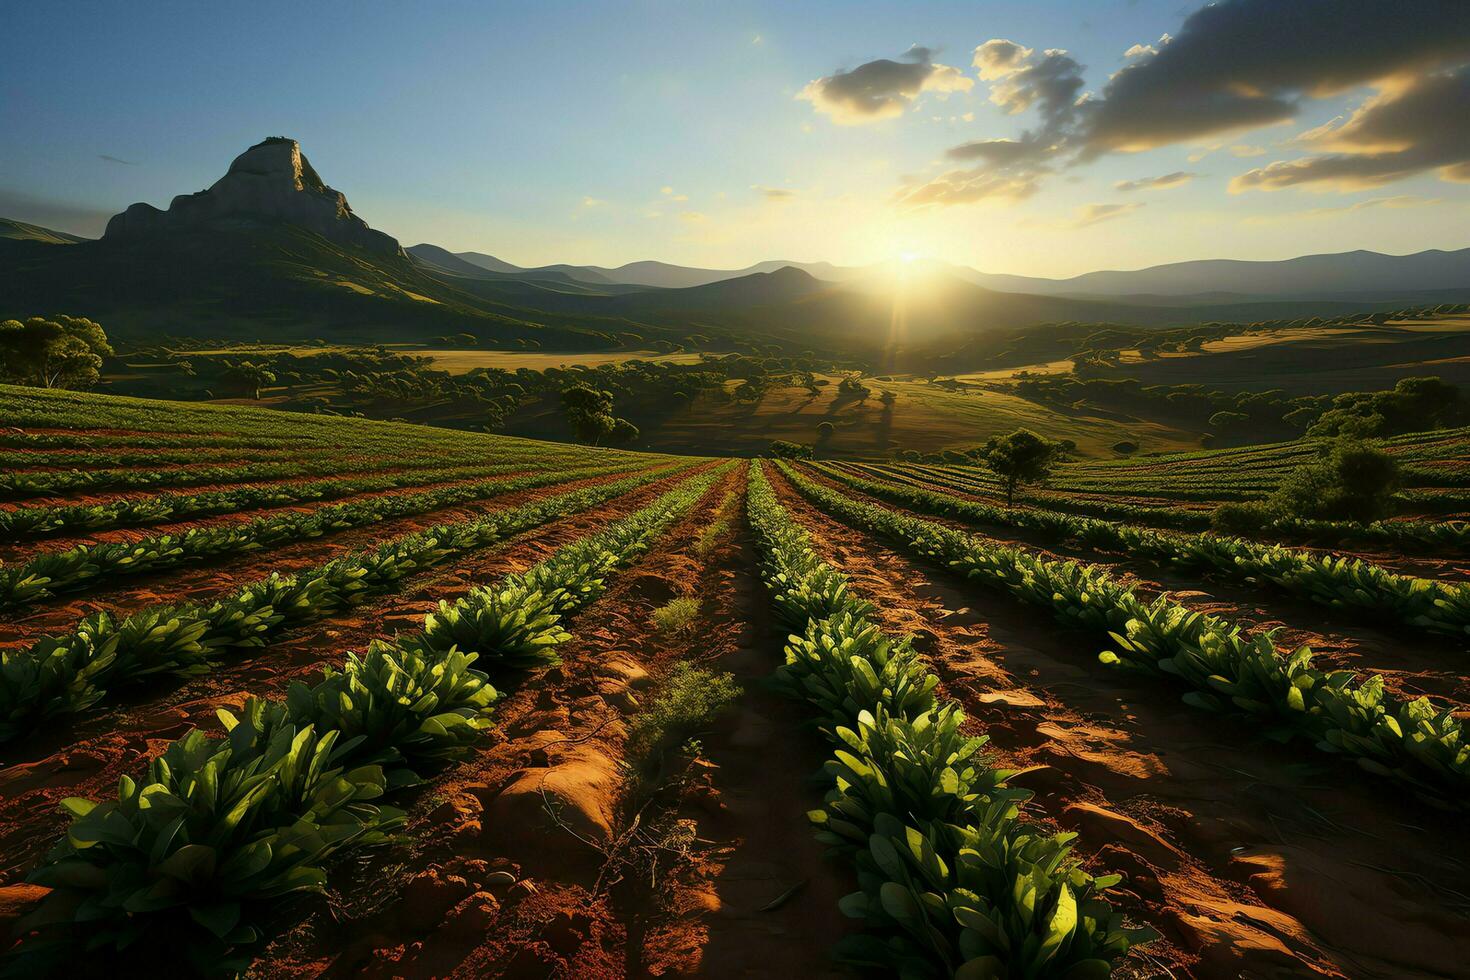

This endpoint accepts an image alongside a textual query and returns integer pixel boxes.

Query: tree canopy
[982,428,1061,507]
[0,316,113,390]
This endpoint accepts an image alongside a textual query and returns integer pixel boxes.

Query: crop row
[0,461,652,610]
[817,464,1470,638]
[11,466,725,972]
[888,463,1470,551]
[0,445,325,473]
[778,462,1470,804]
[0,431,316,451]
[747,462,1151,977]
[0,463,692,743]
[0,460,560,540]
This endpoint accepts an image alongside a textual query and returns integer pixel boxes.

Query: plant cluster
[779,462,1470,804]
[12,466,727,971]
[748,463,1151,977]
[0,465,686,741]
[813,463,1470,638]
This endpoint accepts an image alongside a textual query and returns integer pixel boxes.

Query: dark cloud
[799,46,972,124]
[1085,0,1470,154]
[1114,170,1196,192]
[1232,67,1470,191]
[98,154,137,165]
[901,0,1470,206]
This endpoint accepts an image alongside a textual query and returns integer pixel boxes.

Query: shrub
[1269,440,1401,523]
[1211,500,1273,535]
[651,596,700,634]
[625,663,739,775]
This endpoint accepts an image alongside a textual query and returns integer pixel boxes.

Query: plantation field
[506,375,1201,458]
[1,384,1468,978]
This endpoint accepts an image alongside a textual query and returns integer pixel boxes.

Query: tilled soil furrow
[768,466,1470,980]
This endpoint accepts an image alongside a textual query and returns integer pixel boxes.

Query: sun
[898,250,921,264]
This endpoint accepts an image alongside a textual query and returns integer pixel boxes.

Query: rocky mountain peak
[103,137,403,258]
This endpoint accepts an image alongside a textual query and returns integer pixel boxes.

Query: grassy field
[505,373,1200,457]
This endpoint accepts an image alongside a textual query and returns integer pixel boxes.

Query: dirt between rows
[810,468,1470,711]
[246,465,854,978]
[0,467,664,650]
[0,465,713,887]
[766,466,1470,980]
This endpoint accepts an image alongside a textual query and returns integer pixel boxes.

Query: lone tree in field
[982,428,1060,507]
[560,383,638,445]
[222,362,276,400]
[0,316,113,390]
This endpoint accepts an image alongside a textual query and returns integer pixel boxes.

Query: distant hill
[0,217,89,245]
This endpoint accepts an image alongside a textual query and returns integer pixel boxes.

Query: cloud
[892,171,1038,209]
[799,46,973,124]
[1071,202,1145,227]
[1231,66,1470,191]
[1082,0,1470,155]
[678,211,708,223]
[98,154,137,165]
[581,196,605,208]
[908,0,1470,205]
[1114,170,1195,192]
[753,185,796,200]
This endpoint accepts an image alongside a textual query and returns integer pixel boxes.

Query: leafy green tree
[221,362,276,400]
[1269,440,1401,523]
[561,384,616,443]
[0,316,114,389]
[982,428,1060,507]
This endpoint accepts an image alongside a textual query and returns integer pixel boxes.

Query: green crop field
[1,384,1467,978]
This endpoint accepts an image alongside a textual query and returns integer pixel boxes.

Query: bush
[1268,440,1401,523]
[1112,441,1138,454]
[651,597,700,634]
[625,663,739,776]
[1211,501,1273,535]
[768,439,813,459]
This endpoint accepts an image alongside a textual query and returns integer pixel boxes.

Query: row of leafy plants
[0,444,323,472]
[0,459,556,540]
[0,430,316,451]
[0,439,600,500]
[8,465,726,974]
[815,464,1470,638]
[779,462,1470,804]
[747,462,1152,977]
[0,460,654,609]
[885,462,1470,551]
[0,463,695,743]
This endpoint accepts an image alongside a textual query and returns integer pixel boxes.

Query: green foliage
[747,463,1149,977]
[625,662,740,774]
[1309,377,1469,439]
[1266,440,1401,523]
[0,316,113,390]
[651,596,701,634]
[779,461,1470,804]
[981,428,1060,506]
[768,439,814,459]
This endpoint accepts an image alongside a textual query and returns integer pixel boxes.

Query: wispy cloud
[753,185,796,200]
[1241,194,1445,225]
[1071,202,1145,227]
[98,154,137,166]
[1114,171,1195,192]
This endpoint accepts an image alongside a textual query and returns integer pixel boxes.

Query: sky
[4,0,1469,278]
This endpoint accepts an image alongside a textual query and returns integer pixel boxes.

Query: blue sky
[5,0,1468,276]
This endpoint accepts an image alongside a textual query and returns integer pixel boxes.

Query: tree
[982,428,1060,507]
[222,362,276,400]
[560,384,638,445]
[1268,440,1401,523]
[0,316,113,389]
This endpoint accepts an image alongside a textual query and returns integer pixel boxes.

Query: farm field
[0,385,1467,978]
